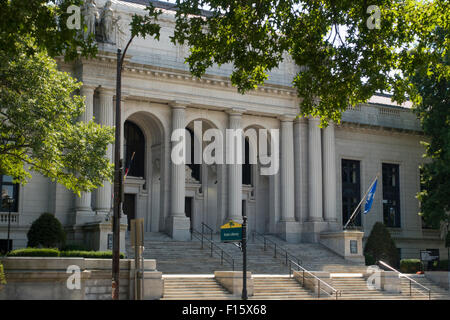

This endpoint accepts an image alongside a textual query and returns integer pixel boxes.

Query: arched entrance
[123,111,165,233]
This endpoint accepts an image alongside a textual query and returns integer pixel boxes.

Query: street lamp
[2,194,14,253]
[241,214,247,300]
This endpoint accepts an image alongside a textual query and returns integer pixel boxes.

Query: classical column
[75,85,95,216]
[279,115,295,222]
[166,102,191,240]
[308,117,323,222]
[323,122,338,225]
[294,117,308,223]
[95,87,114,215]
[277,115,300,242]
[226,109,243,222]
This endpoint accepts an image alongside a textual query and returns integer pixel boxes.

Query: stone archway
[185,118,222,232]
[124,111,165,233]
[243,125,273,235]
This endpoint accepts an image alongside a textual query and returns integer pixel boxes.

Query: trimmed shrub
[6,248,59,257]
[364,222,399,267]
[0,263,6,286]
[27,213,66,248]
[61,244,90,251]
[59,250,125,259]
[400,259,423,273]
[6,248,125,259]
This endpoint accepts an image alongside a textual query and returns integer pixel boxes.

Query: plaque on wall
[107,233,113,250]
[350,240,358,254]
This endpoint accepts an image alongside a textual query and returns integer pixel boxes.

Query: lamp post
[241,214,247,300]
[4,195,14,253]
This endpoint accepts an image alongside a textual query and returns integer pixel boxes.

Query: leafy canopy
[413,30,449,229]
[171,0,449,125]
[0,41,114,193]
[0,0,97,61]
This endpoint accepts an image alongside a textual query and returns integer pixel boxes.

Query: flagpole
[343,173,379,230]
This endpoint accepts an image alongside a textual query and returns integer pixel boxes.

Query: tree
[0,0,97,61]
[413,30,449,230]
[0,1,115,194]
[0,41,114,193]
[364,222,399,267]
[171,0,449,125]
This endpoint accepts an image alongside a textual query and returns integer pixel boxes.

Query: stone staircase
[399,276,450,300]
[250,276,323,300]
[125,232,366,274]
[330,274,450,300]
[161,275,234,300]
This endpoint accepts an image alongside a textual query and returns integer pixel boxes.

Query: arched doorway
[123,111,165,233]
[243,125,271,235]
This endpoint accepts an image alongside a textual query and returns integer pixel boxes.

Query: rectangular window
[382,163,401,228]
[1,175,18,212]
[342,159,361,227]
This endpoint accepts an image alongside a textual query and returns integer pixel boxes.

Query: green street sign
[220,220,243,242]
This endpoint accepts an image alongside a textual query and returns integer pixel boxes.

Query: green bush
[6,248,124,259]
[432,259,448,271]
[59,250,125,259]
[6,248,60,257]
[364,222,399,267]
[365,253,376,266]
[400,259,423,273]
[27,213,66,248]
[0,263,6,286]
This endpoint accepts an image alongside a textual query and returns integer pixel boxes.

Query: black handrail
[201,222,213,241]
[191,227,235,271]
[378,260,431,300]
[252,231,303,267]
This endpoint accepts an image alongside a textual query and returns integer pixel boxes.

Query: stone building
[0,0,446,262]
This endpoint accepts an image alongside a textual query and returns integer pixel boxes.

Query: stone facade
[0,0,446,260]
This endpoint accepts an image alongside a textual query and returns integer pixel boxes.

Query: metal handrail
[191,227,235,271]
[201,222,213,240]
[378,260,431,299]
[252,231,302,266]
[289,259,341,300]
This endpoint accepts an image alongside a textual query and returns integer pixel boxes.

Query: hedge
[6,248,125,259]
[59,250,125,259]
[0,263,6,286]
[6,248,60,257]
[400,259,423,273]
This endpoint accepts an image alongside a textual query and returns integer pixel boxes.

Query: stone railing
[0,257,163,300]
[0,212,19,225]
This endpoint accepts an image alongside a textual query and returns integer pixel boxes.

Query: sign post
[220,219,247,300]
[130,218,145,300]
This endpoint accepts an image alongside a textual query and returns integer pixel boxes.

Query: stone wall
[0,257,163,300]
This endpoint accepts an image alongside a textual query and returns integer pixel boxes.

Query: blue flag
[363,178,378,214]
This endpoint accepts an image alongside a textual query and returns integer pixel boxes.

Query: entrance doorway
[123,193,136,231]
[185,197,193,230]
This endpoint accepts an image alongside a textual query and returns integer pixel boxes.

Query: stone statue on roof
[82,0,99,40]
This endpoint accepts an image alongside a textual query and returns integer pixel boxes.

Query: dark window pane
[342,159,361,227]
[382,163,400,227]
